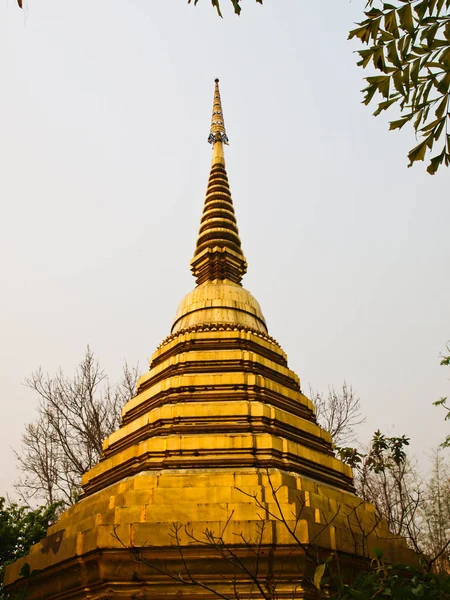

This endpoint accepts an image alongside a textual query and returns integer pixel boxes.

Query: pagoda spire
[208,78,229,146]
[190,79,248,286]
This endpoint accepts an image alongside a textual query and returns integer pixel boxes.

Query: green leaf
[440,46,450,68]
[389,115,412,129]
[408,139,428,166]
[414,108,424,130]
[357,49,375,69]
[349,24,372,44]
[423,79,434,102]
[444,22,450,40]
[420,116,443,131]
[414,1,428,21]
[441,354,450,365]
[373,547,384,559]
[373,47,386,70]
[433,397,448,405]
[437,72,450,93]
[393,69,405,93]
[230,0,241,15]
[385,10,400,38]
[425,23,440,47]
[374,96,400,115]
[387,40,402,67]
[19,563,31,578]
[435,94,448,117]
[427,149,446,173]
[398,3,414,34]
[211,0,223,17]
[410,57,421,85]
[367,75,391,97]
[370,16,382,41]
[363,82,378,105]
[314,563,326,590]
[402,63,411,97]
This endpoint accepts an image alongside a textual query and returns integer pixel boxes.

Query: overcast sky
[1,0,449,500]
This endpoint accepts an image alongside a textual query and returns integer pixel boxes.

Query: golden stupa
[5,80,415,599]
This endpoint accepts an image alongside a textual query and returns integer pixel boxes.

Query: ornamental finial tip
[208,78,229,145]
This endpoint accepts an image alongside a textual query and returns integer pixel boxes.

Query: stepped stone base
[5,467,416,599]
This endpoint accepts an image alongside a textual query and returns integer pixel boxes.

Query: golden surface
[208,78,229,146]
[191,80,247,285]
[171,279,267,334]
[4,80,418,599]
[5,468,416,599]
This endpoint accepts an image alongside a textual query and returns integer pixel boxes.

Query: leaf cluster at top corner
[349,0,450,174]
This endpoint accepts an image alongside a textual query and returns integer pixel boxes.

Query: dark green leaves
[337,431,410,472]
[0,499,61,590]
[399,3,415,32]
[337,559,450,600]
[350,0,450,173]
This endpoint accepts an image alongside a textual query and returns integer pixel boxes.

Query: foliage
[187,0,450,174]
[434,344,450,448]
[0,498,60,592]
[338,433,450,572]
[337,430,410,471]
[335,552,450,599]
[338,431,418,547]
[349,0,450,174]
[15,347,138,507]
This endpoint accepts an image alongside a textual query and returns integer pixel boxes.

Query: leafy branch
[349,0,450,174]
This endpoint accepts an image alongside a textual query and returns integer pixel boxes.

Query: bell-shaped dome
[171,279,268,334]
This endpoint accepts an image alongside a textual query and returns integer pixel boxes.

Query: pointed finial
[190,80,247,286]
[208,78,229,146]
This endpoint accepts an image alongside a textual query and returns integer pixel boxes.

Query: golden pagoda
[5,80,415,599]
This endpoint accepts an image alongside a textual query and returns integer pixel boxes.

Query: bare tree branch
[309,381,365,446]
[15,347,139,506]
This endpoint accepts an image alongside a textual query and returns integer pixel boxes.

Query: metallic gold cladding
[191,80,247,285]
[208,78,229,146]
[4,79,418,600]
[171,280,267,334]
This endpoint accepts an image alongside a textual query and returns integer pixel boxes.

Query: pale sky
[1,0,449,500]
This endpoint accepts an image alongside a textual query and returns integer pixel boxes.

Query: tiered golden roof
[79,79,352,497]
[4,80,416,600]
[191,79,247,285]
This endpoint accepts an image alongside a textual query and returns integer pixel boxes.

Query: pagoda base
[5,467,417,599]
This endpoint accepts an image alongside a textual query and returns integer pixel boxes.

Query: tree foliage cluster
[339,433,450,573]
[185,0,450,174]
[14,0,450,173]
[0,498,60,594]
[336,553,450,599]
[349,0,450,174]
